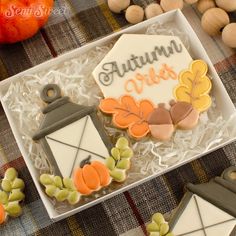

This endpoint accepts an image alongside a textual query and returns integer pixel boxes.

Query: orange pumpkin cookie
[73,156,111,195]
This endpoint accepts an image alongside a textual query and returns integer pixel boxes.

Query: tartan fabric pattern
[0,1,235,235]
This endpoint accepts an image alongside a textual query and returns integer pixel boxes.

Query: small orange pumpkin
[0,203,6,225]
[73,156,111,195]
[0,0,54,44]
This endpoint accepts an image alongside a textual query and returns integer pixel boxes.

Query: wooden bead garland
[160,0,184,12]
[107,0,236,48]
[107,0,130,13]
[215,0,236,12]
[197,0,216,14]
[145,3,163,19]
[222,23,236,48]
[125,5,144,24]
[184,0,198,4]
[201,8,230,36]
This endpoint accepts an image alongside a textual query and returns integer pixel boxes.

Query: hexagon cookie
[92,34,193,105]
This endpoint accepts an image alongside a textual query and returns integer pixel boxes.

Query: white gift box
[0,10,235,221]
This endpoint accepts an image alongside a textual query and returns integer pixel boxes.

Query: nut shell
[197,0,216,14]
[215,0,236,12]
[160,0,184,12]
[201,8,229,36]
[125,5,144,24]
[145,3,163,19]
[222,23,236,48]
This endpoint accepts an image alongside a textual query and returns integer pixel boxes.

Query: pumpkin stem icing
[80,155,92,168]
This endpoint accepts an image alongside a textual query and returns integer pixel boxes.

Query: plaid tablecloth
[0,1,236,235]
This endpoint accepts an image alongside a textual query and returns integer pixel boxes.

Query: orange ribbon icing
[125,64,177,94]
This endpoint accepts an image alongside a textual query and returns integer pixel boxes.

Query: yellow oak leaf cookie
[174,60,212,112]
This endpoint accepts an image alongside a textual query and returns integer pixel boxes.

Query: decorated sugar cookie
[34,85,134,202]
[147,213,173,236]
[94,35,212,140]
[169,166,236,235]
[0,168,25,224]
[33,84,113,178]
[146,167,236,236]
[93,34,192,106]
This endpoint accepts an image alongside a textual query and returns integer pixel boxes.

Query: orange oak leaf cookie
[148,104,174,141]
[73,156,111,195]
[174,60,212,112]
[99,95,154,139]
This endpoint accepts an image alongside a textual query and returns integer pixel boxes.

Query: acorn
[148,104,174,141]
[170,101,199,130]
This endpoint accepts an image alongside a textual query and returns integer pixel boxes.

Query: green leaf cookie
[0,167,25,224]
[39,174,80,205]
[116,137,129,149]
[146,212,173,236]
[106,137,133,183]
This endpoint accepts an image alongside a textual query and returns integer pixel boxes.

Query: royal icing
[146,212,174,236]
[33,84,112,178]
[174,60,212,112]
[73,159,111,195]
[95,33,212,141]
[45,115,110,178]
[93,34,193,105]
[105,137,134,183]
[169,167,236,236]
[39,174,80,204]
[0,168,25,224]
[148,105,174,141]
[171,194,236,236]
[99,95,154,139]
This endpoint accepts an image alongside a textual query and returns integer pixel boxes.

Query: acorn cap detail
[148,106,172,125]
[170,101,193,125]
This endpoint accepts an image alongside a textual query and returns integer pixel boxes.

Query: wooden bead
[201,8,229,36]
[215,0,236,12]
[197,0,216,14]
[108,0,130,13]
[145,3,163,19]
[184,0,198,4]
[125,5,144,24]
[222,23,236,48]
[160,0,184,12]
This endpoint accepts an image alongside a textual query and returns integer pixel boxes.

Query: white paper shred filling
[2,22,236,213]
